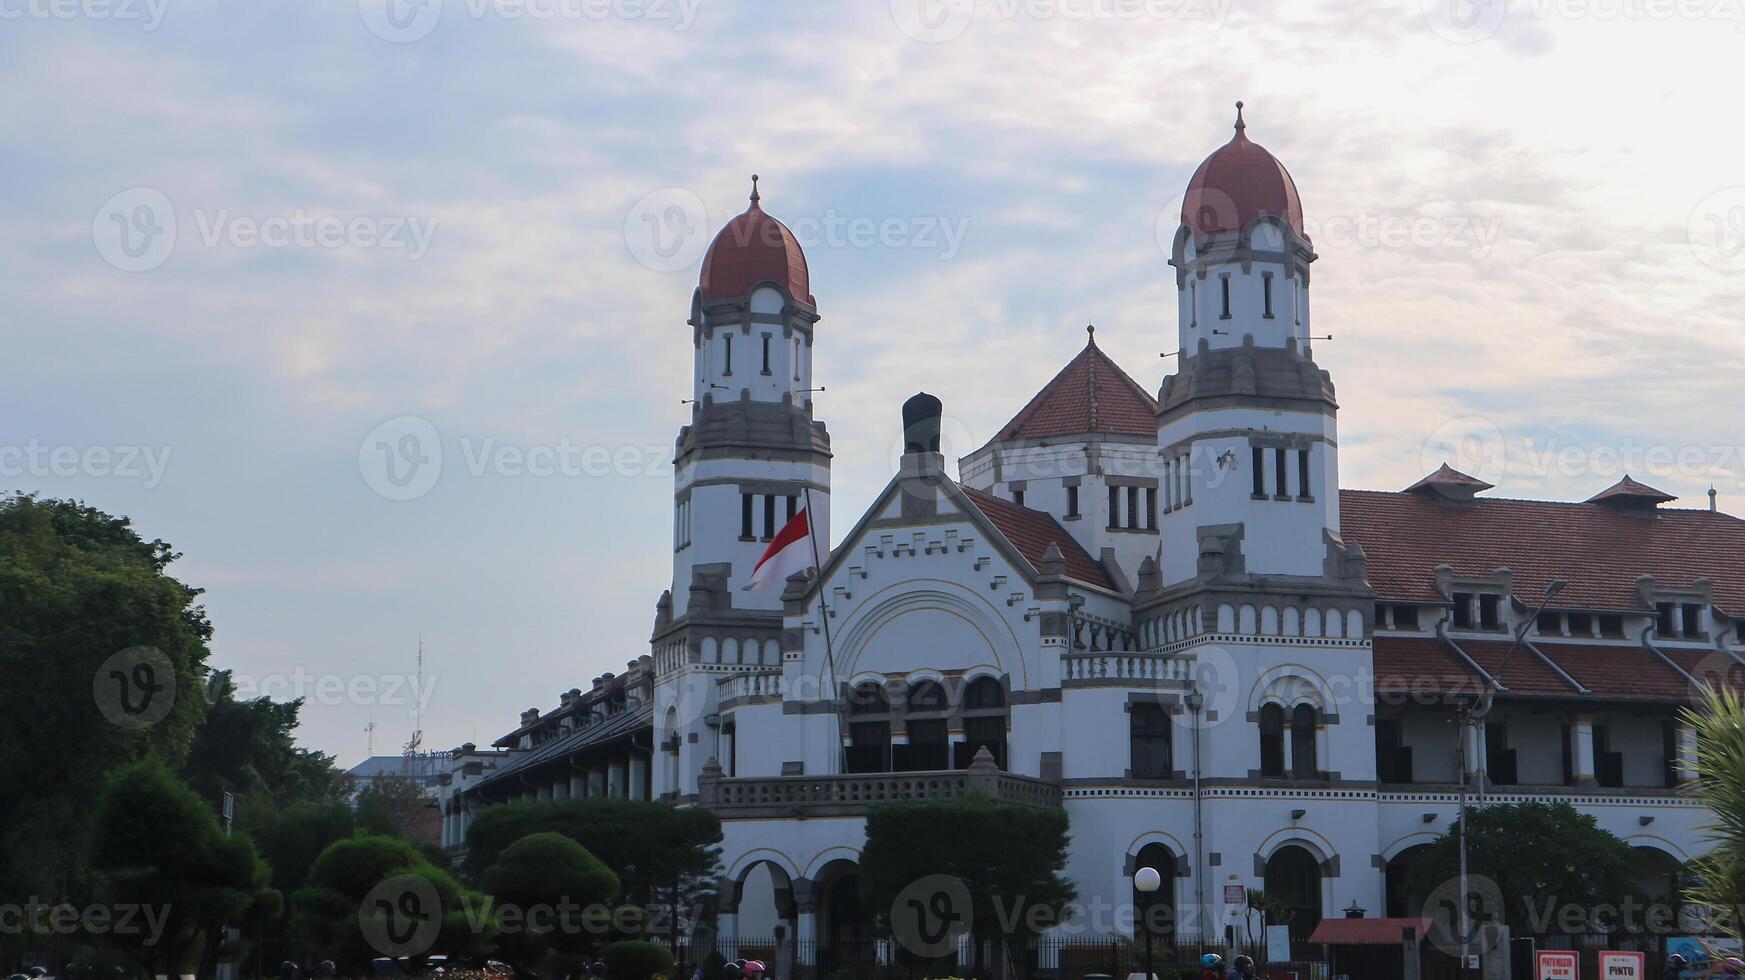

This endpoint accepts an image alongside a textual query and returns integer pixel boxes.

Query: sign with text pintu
[1536,951,1578,980]
[1597,951,1644,979]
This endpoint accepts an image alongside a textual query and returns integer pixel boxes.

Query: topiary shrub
[604,939,677,980]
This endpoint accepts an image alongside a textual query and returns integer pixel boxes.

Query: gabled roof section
[1341,488,1745,615]
[1404,463,1494,500]
[1587,475,1676,507]
[961,487,1114,590]
[982,328,1157,448]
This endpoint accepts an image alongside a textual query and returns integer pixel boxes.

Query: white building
[454,106,1745,971]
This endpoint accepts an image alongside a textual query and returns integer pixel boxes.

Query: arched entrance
[1384,843,1434,919]
[1132,843,1178,944]
[1264,845,1324,957]
[814,859,870,977]
[1631,845,1690,952]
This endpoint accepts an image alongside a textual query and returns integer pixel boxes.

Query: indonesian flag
[743,507,816,591]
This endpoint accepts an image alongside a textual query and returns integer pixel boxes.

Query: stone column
[552,778,570,800]
[629,754,649,801]
[570,772,588,798]
[1572,715,1596,786]
[609,756,628,798]
[1677,720,1699,784]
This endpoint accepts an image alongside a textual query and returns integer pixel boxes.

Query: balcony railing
[1061,650,1195,686]
[697,750,1062,815]
[717,670,783,703]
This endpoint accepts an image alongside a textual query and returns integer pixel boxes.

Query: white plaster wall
[672,457,830,611]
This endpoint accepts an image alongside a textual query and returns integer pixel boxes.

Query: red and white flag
[743,507,816,591]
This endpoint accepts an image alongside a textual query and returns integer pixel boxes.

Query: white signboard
[1265,924,1292,963]
[1598,950,1644,979]
[1536,950,1578,980]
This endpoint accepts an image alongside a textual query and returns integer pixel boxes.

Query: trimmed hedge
[604,939,677,980]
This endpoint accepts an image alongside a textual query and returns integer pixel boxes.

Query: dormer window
[1658,603,1677,636]
[1683,603,1703,637]
[1479,594,1501,630]
[1452,592,1474,629]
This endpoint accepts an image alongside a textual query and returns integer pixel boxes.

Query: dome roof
[698,176,814,306]
[1181,102,1307,241]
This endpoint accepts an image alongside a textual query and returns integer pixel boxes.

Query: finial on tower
[1234,100,1246,133]
[749,173,761,206]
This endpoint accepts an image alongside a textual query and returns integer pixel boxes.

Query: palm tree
[1682,686,1745,937]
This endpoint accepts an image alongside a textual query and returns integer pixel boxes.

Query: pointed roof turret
[981,327,1157,447]
[1587,475,1676,509]
[1404,463,1494,501]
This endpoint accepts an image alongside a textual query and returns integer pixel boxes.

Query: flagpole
[801,486,840,775]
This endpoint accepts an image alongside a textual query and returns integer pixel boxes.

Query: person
[1225,954,1254,980]
[1663,952,1688,979]
[1199,952,1223,980]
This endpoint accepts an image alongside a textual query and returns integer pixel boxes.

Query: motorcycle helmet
[1201,953,1223,968]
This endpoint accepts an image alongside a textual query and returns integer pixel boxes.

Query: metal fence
[671,936,1324,980]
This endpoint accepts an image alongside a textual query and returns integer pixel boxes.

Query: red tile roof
[962,486,1114,591]
[1530,641,1691,702]
[1182,103,1307,240]
[699,183,814,305]
[984,331,1157,447]
[1655,646,1745,696]
[1340,488,1745,616]
[1373,635,1485,699]
[1309,918,1432,947]
[1453,638,1580,696]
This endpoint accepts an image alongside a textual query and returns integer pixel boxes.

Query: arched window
[1291,704,1319,778]
[1259,703,1286,777]
[1264,845,1323,956]
[898,680,949,772]
[847,681,888,715]
[844,682,891,774]
[1130,702,1172,779]
[906,680,945,711]
[1132,843,1177,942]
[964,677,1004,709]
[959,677,1008,770]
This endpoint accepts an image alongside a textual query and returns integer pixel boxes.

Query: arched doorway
[814,859,870,976]
[1384,843,1434,919]
[1132,843,1178,945]
[1631,845,1690,953]
[1264,845,1323,957]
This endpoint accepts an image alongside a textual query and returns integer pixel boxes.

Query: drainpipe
[1188,689,1206,944]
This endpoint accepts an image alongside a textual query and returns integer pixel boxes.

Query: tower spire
[1234,100,1246,133]
[749,173,761,206]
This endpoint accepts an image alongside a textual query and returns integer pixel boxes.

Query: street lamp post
[1136,866,1161,980]
[1456,578,1567,979]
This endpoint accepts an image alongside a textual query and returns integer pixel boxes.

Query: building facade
[450,107,1745,968]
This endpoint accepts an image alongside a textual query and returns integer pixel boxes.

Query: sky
[4,0,1743,768]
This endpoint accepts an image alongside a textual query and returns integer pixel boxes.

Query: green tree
[861,792,1075,975]
[464,798,722,936]
[482,832,621,972]
[1685,686,1745,937]
[0,495,213,908]
[184,669,345,809]
[1408,800,1644,938]
[355,774,438,840]
[88,759,276,977]
[290,834,494,970]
